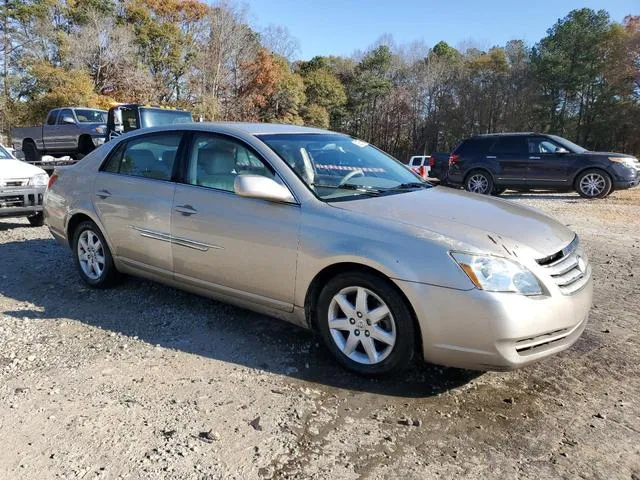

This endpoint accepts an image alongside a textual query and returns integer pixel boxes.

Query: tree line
[1,1,639,158]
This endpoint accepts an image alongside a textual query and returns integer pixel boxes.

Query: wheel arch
[570,166,612,189]
[303,262,424,359]
[464,167,495,184]
[65,210,114,254]
[78,134,95,154]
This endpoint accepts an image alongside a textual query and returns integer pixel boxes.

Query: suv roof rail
[474,132,538,137]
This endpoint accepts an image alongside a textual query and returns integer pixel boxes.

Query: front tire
[72,220,118,288]
[576,169,612,199]
[27,212,44,227]
[316,272,415,376]
[465,170,494,195]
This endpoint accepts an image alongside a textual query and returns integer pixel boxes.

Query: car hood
[586,151,637,159]
[0,158,47,179]
[331,187,575,260]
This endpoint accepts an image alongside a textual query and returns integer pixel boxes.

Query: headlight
[609,157,636,168]
[451,252,544,296]
[93,125,107,134]
[29,173,49,186]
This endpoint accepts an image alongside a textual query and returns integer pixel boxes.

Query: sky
[245,0,638,59]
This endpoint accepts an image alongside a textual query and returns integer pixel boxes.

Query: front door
[93,132,183,276]
[525,136,571,186]
[171,132,301,310]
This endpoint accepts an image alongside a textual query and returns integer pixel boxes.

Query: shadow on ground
[0,235,480,398]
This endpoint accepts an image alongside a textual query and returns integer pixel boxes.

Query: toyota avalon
[44,123,592,376]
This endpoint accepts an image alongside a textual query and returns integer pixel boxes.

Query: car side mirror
[234,175,296,204]
[61,116,76,125]
[556,147,569,154]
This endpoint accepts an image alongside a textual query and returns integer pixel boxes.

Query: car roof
[125,122,340,137]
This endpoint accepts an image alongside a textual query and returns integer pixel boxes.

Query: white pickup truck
[0,144,48,226]
[12,107,108,169]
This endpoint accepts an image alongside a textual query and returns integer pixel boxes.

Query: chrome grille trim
[538,236,590,295]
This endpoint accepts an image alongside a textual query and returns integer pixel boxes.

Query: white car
[0,144,49,226]
[409,155,431,177]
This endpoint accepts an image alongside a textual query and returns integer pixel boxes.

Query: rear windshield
[140,109,193,128]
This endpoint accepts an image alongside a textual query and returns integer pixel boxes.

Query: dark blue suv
[447,133,639,198]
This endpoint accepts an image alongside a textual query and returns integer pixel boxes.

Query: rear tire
[316,272,415,377]
[27,212,44,227]
[575,169,612,199]
[464,170,494,195]
[23,141,42,164]
[72,220,119,288]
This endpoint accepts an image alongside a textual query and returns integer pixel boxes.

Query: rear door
[525,136,571,186]
[93,132,184,277]
[489,136,529,184]
[171,132,301,310]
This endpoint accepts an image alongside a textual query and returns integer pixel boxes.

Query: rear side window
[455,138,494,155]
[491,137,527,155]
[101,134,182,181]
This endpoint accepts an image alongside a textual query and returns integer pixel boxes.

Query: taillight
[47,173,58,189]
[449,154,460,165]
[429,156,435,167]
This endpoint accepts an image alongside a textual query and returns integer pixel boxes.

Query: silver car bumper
[0,186,45,218]
[397,274,593,370]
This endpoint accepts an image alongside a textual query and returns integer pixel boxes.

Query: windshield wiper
[311,183,383,195]
[382,182,430,191]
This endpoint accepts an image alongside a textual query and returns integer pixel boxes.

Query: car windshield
[0,145,13,159]
[74,109,107,123]
[259,133,431,201]
[140,108,193,128]
[548,135,588,154]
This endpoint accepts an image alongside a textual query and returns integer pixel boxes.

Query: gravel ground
[1,188,639,479]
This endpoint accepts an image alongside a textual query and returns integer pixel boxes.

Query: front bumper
[0,186,45,218]
[396,274,593,370]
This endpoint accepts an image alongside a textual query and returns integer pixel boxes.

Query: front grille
[1,178,29,188]
[537,236,591,295]
[0,195,25,207]
[515,327,571,355]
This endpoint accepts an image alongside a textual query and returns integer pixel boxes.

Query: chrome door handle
[486,155,497,159]
[529,156,541,160]
[175,204,197,216]
[96,189,111,199]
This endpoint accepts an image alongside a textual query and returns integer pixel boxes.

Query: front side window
[528,137,563,154]
[57,109,74,125]
[185,134,275,192]
[102,134,181,181]
[491,137,527,155]
[74,109,107,123]
[259,133,430,201]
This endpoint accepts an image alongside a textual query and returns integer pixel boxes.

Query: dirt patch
[1,189,639,479]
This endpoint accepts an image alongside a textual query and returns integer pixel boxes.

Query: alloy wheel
[467,174,490,194]
[579,173,606,197]
[327,286,396,365]
[77,230,106,280]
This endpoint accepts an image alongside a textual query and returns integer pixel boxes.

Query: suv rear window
[454,138,494,155]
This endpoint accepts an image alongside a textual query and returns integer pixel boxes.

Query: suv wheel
[465,170,493,195]
[72,220,119,288]
[576,169,612,199]
[316,272,415,376]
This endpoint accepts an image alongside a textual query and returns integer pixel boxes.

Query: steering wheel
[338,169,365,186]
